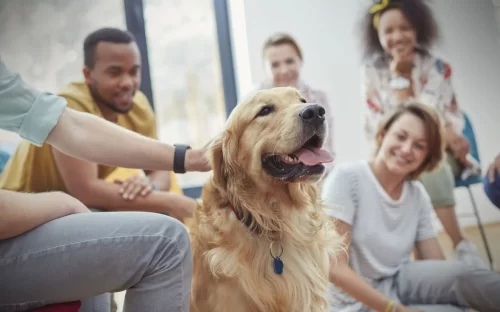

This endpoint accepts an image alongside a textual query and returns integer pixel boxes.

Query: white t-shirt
[321,161,436,311]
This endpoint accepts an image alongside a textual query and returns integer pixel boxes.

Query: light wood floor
[114,223,500,311]
[437,222,500,270]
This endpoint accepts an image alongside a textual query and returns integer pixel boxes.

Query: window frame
[123,0,238,198]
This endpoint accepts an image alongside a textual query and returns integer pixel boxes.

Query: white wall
[228,0,500,228]
[494,0,500,42]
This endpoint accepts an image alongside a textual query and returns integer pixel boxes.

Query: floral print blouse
[362,52,465,143]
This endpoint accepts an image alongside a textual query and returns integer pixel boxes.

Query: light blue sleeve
[0,57,67,146]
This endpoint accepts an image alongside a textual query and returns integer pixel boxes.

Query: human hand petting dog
[186,148,211,172]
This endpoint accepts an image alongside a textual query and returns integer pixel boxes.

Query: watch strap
[173,144,191,174]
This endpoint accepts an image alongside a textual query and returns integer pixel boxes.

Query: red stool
[29,301,81,312]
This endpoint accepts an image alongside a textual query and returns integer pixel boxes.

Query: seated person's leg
[407,305,464,312]
[0,212,191,312]
[419,153,457,210]
[484,171,500,210]
[396,260,500,311]
[80,293,111,312]
[419,153,486,268]
[419,153,462,244]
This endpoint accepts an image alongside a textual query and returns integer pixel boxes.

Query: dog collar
[227,201,261,234]
[227,201,285,274]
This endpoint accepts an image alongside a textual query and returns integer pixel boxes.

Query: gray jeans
[0,211,192,312]
[332,260,500,312]
[389,260,499,312]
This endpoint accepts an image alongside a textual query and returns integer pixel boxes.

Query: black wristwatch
[173,144,191,174]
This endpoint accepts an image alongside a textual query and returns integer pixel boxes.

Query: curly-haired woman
[325,103,499,312]
[359,0,485,269]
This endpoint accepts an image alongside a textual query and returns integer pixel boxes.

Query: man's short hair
[83,27,136,68]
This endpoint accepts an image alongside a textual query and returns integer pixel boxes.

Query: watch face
[390,76,411,89]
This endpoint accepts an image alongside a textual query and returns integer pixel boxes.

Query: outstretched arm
[0,57,210,172]
[47,107,209,172]
[329,221,417,312]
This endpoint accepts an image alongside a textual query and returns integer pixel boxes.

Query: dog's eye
[300,98,306,103]
[256,105,274,117]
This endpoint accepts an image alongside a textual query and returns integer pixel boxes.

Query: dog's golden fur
[186,87,342,312]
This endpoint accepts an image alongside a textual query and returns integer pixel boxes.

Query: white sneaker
[460,154,482,180]
[456,240,489,270]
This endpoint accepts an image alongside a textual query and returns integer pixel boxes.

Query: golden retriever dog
[186,87,341,312]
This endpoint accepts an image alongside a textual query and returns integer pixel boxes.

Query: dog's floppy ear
[210,133,226,190]
[210,130,240,192]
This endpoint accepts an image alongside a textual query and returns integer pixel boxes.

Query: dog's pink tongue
[295,148,334,166]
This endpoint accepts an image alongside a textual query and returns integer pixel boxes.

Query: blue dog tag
[273,257,284,275]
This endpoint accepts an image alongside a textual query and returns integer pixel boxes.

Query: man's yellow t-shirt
[0,82,181,194]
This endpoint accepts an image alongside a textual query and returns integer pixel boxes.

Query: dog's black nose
[299,104,325,125]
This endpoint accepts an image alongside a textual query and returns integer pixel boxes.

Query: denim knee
[455,264,499,311]
[166,217,191,255]
[483,174,500,209]
[132,213,192,261]
[157,215,191,258]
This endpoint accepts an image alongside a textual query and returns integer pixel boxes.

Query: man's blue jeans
[484,172,500,209]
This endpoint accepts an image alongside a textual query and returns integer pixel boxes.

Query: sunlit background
[1,0,500,227]
[2,0,500,310]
